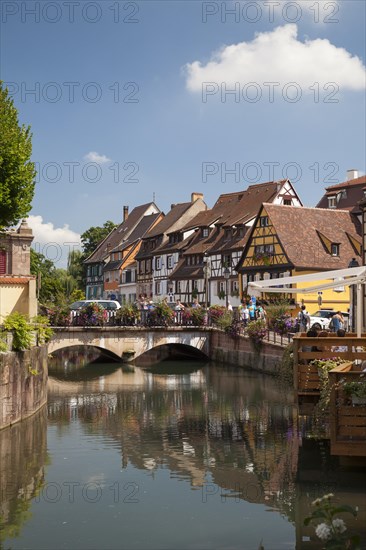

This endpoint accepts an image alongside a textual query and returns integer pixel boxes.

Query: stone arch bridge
[48,327,212,361]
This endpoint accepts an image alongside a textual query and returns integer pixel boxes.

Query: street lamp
[348,257,359,332]
[203,254,210,309]
[223,267,230,309]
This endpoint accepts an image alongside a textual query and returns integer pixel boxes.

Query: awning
[248,266,366,337]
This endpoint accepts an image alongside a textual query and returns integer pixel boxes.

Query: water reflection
[2,356,365,549]
[46,360,366,548]
[0,406,48,541]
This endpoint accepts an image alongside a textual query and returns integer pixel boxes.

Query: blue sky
[1,0,365,265]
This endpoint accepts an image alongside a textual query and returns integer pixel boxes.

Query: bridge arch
[48,327,212,362]
[49,343,122,362]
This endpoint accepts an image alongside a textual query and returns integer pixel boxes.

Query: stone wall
[0,346,48,430]
[210,331,286,375]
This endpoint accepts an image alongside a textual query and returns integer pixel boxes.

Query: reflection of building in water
[0,406,48,539]
[47,362,366,547]
[48,368,299,511]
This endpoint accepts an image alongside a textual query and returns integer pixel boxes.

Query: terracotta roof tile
[262,204,361,270]
[84,203,159,264]
[0,276,35,284]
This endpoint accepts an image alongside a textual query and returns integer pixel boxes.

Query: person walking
[248,300,256,321]
[298,305,310,332]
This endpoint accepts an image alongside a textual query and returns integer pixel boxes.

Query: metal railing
[59,311,294,348]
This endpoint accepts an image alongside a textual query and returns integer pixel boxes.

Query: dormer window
[202,228,209,238]
[331,243,340,256]
[328,196,336,208]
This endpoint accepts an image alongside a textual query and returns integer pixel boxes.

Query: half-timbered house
[316,170,366,230]
[236,204,362,312]
[104,212,163,304]
[207,180,302,307]
[170,180,302,307]
[135,194,206,301]
[84,203,160,300]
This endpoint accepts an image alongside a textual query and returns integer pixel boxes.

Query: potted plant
[246,319,267,350]
[343,378,366,405]
[253,251,273,265]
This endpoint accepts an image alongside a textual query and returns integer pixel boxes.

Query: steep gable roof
[316,174,366,215]
[181,180,300,233]
[146,200,206,238]
[110,213,161,253]
[256,204,361,270]
[84,203,159,264]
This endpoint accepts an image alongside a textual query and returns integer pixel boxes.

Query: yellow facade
[237,206,351,314]
[0,280,37,323]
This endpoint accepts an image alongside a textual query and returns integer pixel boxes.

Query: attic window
[259,216,269,227]
[328,196,336,208]
[202,228,209,237]
[331,243,340,256]
[283,199,292,206]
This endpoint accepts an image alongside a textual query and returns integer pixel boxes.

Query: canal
[1,353,366,549]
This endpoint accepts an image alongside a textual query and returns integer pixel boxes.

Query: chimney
[346,169,359,181]
[123,206,129,221]
[191,192,204,202]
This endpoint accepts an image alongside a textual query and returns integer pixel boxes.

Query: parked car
[308,309,349,331]
[69,300,121,311]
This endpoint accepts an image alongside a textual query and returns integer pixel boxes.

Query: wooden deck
[329,369,366,457]
[293,334,366,457]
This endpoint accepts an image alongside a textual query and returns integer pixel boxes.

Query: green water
[1,358,365,549]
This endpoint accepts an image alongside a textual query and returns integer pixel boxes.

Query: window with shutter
[0,250,6,275]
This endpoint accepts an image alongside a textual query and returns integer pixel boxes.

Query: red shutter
[0,250,6,275]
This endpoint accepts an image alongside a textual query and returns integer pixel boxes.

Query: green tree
[0,82,36,229]
[67,249,85,291]
[30,249,63,303]
[81,221,117,257]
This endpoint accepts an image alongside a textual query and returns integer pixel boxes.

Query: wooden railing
[329,369,366,457]
[293,334,366,393]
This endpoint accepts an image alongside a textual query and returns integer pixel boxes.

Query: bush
[0,338,8,352]
[265,302,292,325]
[190,307,206,326]
[246,319,267,348]
[216,311,234,331]
[47,305,71,326]
[78,302,107,326]
[3,312,33,351]
[32,315,54,344]
[270,314,296,335]
[277,342,294,386]
[147,301,174,327]
[116,303,140,326]
[209,305,227,325]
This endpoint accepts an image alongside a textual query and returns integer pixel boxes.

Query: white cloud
[185,24,366,92]
[27,215,81,268]
[84,151,111,164]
